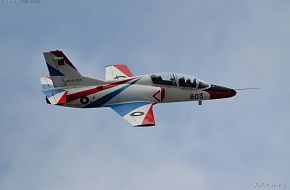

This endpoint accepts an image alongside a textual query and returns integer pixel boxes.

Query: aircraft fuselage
[50,74,236,109]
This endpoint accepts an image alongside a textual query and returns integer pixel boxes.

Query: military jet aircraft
[40,50,237,127]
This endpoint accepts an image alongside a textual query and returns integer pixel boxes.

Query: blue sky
[0,0,289,189]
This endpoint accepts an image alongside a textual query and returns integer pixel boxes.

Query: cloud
[0,0,289,190]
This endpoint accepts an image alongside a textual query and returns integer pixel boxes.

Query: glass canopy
[150,73,209,89]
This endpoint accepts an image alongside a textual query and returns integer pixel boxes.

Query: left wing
[110,102,155,127]
[105,64,133,80]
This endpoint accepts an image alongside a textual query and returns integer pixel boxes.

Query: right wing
[110,102,155,127]
[105,64,134,80]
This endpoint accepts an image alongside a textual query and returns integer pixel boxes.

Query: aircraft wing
[110,102,155,127]
[105,64,133,80]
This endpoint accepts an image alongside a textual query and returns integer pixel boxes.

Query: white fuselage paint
[62,75,211,108]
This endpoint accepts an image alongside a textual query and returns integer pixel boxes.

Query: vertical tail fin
[43,50,82,87]
[43,50,104,87]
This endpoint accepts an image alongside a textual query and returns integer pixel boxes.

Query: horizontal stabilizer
[40,77,67,105]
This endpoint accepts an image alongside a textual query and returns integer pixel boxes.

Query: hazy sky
[0,0,289,190]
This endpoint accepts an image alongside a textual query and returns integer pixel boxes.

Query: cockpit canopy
[150,73,209,89]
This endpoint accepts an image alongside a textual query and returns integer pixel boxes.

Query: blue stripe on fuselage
[83,79,140,108]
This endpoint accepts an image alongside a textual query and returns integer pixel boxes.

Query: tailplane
[40,77,67,105]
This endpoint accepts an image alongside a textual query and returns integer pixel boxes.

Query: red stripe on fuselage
[66,78,136,103]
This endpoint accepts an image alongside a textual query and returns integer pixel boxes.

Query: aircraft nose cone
[205,85,236,99]
[229,89,236,97]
